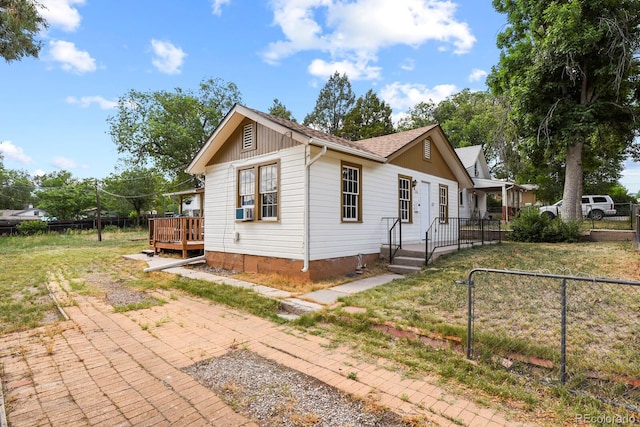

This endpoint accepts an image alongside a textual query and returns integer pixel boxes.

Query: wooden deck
[149,217,204,258]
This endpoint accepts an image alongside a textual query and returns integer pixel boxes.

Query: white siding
[307,152,459,260]
[203,145,306,259]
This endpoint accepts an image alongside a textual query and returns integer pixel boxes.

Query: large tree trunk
[561,141,584,220]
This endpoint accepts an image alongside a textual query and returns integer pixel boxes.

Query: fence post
[466,272,474,359]
[560,278,567,385]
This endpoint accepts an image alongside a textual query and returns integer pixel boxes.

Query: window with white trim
[439,185,448,223]
[398,176,412,223]
[238,168,255,207]
[237,162,279,221]
[341,162,361,222]
[259,164,278,220]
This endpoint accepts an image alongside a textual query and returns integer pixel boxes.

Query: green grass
[293,241,640,425]
[1,231,639,424]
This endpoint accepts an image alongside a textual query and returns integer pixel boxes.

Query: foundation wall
[204,251,380,282]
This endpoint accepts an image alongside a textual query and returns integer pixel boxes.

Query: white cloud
[66,96,117,110]
[49,40,96,74]
[150,39,187,75]
[380,82,458,111]
[0,141,32,163]
[308,57,381,80]
[468,68,488,82]
[51,156,77,170]
[38,0,85,32]
[263,0,476,79]
[400,58,415,71]
[32,169,46,178]
[211,0,231,15]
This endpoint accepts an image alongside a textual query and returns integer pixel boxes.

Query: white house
[187,104,473,281]
[455,145,537,221]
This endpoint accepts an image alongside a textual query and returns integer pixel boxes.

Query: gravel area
[85,272,159,308]
[183,350,418,427]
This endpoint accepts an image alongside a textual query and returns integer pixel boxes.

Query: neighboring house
[162,188,204,217]
[0,206,48,221]
[187,104,473,281]
[455,145,537,221]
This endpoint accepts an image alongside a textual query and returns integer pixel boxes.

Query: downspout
[302,139,327,272]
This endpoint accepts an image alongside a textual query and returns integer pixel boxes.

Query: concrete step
[388,264,422,275]
[392,255,424,268]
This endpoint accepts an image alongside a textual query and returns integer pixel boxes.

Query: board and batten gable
[201,119,307,261]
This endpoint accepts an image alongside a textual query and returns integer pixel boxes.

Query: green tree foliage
[397,91,521,181]
[340,89,394,140]
[0,161,34,209]
[107,77,242,182]
[488,0,640,220]
[101,168,166,226]
[396,101,436,131]
[303,72,355,135]
[0,0,47,62]
[16,219,46,235]
[268,98,296,122]
[34,171,94,220]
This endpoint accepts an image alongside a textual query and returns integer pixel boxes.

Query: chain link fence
[461,269,640,414]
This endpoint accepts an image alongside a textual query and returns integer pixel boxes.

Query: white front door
[420,182,431,240]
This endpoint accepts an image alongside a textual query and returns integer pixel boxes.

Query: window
[439,185,448,223]
[238,168,255,207]
[259,164,278,220]
[342,162,361,222]
[423,138,431,160]
[242,123,256,151]
[398,176,412,223]
[237,161,279,221]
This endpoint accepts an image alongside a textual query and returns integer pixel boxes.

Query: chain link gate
[459,269,640,413]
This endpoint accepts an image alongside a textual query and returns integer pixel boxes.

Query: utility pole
[95,179,102,242]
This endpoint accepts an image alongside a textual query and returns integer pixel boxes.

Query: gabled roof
[454,145,491,179]
[187,104,387,174]
[187,104,472,189]
[352,125,438,158]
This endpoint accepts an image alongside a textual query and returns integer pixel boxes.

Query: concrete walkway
[128,253,404,315]
[0,255,537,426]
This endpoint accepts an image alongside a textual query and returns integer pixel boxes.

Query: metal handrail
[382,217,402,263]
[425,217,501,264]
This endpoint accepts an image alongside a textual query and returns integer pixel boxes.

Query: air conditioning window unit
[236,206,254,221]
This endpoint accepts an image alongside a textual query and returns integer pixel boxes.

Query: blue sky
[1,0,639,194]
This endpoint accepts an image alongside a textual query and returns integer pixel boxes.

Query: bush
[16,220,48,236]
[511,207,581,242]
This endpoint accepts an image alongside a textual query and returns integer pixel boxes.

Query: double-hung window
[238,169,255,207]
[259,164,278,220]
[439,184,448,223]
[341,162,361,222]
[237,161,279,221]
[398,175,412,223]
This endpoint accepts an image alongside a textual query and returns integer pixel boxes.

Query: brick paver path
[0,279,535,426]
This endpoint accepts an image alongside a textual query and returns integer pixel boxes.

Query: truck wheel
[590,209,604,220]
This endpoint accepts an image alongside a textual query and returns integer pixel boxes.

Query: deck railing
[149,217,204,258]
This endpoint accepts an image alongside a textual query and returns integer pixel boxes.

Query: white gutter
[302,139,327,272]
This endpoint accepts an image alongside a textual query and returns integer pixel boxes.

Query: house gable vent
[423,138,431,160]
[242,123,255,151]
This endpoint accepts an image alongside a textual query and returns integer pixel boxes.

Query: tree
[268,98,296,122]
[34,171,94,220]
[107,77,242,183]
[101,167,165,226]
[303,72,355,135]
[340,89,394,140]
[0,0,47,62]
[397,101,436,131]
[488,0,640,220]
[0,164,34,209]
